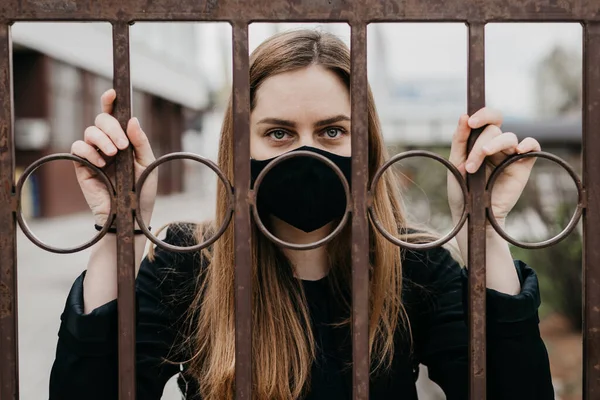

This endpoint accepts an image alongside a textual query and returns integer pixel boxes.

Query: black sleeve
[414,247,554,400]
[49,224,200,400]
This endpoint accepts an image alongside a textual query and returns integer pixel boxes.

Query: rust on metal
[368,149,469,250]
[112,21,137,400]
[350,22,370,400]
[2,0,600,22]
[485,151,585,249]
[583,21,600,399]
[0,1,598,399]
[134,152,235,253]
[250,150,351,250]
[232,21,252,400]
[14,154,117,253]
[0,22,19,400]
[466,21,487,400]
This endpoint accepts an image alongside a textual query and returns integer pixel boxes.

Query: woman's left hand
[447,107,541,225]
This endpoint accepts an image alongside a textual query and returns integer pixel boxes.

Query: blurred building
[12,22,209,218]
[377,77,466,146]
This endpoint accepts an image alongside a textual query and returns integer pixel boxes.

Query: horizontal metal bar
[0,0,597,22]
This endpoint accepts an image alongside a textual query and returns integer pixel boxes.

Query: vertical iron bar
[582,21,600,399]
[0,22,18,400]
[466,21,487,400]
[112,21,136,400]
[350,22,370,400]
[232,21,252,400]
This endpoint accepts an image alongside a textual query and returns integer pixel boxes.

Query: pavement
[14,168,443,399]
[16,167,217,400]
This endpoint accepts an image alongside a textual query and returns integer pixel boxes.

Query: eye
[323,127,345,139]
[268,129,288,140]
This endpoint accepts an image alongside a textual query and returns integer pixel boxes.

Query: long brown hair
[181,29,437,399]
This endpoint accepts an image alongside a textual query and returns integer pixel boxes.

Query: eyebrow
[257,114,351,128]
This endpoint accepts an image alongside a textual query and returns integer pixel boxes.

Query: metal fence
[0,1,598,399]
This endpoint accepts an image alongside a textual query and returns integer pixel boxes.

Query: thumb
[127,117,155,167]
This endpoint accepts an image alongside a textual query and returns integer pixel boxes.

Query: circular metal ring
[135,152,234,253]
[251,150,351,250]
[486,151,584,249]
[368,150,469,250]
[15,153,117,254]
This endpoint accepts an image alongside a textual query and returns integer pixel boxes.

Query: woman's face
[250,64,352,160]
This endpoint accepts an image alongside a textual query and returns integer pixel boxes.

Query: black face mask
[250,146,352,233]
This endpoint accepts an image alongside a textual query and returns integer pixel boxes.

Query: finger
[465,124,502,173]
[126,117,155,166]
[481,131,519,157]
[468,107,503,129]
[71,140,107,168]
[516,137,541,153]
[448,114,471,175]
[513,137,542,169]
[84,126,118,156]
[101,89,116,114]
[95,113,129,150]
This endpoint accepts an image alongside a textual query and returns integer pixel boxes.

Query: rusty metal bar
[582,21,600,399]
[350,22,370,400]
[2,1,600,22]
[0,4,592,400]
[466,21,487,400]
[0,22,19,400]
[112,21,137,400]
[231,21,252,400]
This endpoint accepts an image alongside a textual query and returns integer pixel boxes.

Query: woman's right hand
[71,89,158,228]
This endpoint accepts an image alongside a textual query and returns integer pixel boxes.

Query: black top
[49,224,554,399]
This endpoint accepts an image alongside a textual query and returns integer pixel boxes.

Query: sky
[195,22,582,120]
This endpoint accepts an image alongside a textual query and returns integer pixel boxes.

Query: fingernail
[98,158,106,167]
[133,117,141,129]
[482,146,490,154]
[469,117,478,126]
[118,139,128,148]
[466,162,475,173]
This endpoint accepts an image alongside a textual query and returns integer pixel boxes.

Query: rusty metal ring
[134,152,234,253]
[250,150,351,250]
[368,150,469,250]
[486,151,584,249]
[15,153,117,254]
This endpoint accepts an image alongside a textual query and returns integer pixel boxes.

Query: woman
[50,30,554,399]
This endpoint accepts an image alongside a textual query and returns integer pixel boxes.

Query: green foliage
[388,144,583,331]
[509,205,582,330]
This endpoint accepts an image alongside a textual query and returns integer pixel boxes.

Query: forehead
[252,65,350,120]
